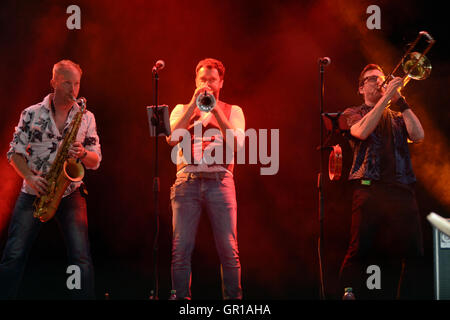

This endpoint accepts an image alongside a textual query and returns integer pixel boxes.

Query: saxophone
[33,97,87,222]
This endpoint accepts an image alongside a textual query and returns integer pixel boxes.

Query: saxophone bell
[64,158,85,182]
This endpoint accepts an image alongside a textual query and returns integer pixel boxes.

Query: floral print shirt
[7,94,102,197]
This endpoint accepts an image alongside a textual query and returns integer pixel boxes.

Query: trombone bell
[402,52,432,80]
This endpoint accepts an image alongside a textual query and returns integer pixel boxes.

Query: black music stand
[321,112,348,145]
[318,110,347,299]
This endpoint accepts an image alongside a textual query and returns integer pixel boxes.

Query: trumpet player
[0,60,101,299]
[339,64,425,299]
[166,58,245,300]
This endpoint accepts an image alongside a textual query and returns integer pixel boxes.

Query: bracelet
[395,97,410,113]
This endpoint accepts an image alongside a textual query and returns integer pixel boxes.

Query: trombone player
[0,60,101,299]
[339,63,425,299]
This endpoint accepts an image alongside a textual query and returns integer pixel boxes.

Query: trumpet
[380,31,435,90]
[196,90,216,112]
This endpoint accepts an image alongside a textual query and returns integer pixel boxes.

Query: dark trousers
[0,190,94,299]
[339,181,424,299]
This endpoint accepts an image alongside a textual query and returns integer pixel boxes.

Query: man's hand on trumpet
[189,85,213,109]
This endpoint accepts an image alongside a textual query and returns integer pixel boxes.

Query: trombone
[381,31,436,90]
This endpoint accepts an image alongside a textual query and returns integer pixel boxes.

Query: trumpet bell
[402,52,432,80]
[196,92,216,112]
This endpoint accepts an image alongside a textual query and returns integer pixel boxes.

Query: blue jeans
[0,190,95,299]
[170,172,242,299]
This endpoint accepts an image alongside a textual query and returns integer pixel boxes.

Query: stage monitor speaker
[433,218,450,300]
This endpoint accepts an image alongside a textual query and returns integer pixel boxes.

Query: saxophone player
[0,60,101,299]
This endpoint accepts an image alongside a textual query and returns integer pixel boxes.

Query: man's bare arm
[10,153,48,196]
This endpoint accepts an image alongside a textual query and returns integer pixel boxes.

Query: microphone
[318,57,331,66]
[152,60,165,73]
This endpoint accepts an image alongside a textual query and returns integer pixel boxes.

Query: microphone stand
[146,63,170,300]
[150,69,160,300]
[317,60,327,300]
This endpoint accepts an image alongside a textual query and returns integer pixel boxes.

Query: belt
[177,172,228,180]
[350,179,373,187]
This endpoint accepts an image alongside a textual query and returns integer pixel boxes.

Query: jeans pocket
[170,176,188,200]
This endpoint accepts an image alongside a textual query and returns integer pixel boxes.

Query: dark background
[0,0,449,300]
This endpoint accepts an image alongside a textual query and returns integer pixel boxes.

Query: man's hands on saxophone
[24,174,48,196]
[10,153,48,197]
[68,142,99,169]
[11,141,89,197]
[68,141,87,159]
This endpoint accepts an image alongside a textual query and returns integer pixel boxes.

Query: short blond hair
[52,60,82,80]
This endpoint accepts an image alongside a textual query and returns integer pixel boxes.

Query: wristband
[395,97,410,113]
